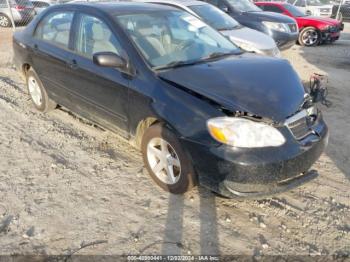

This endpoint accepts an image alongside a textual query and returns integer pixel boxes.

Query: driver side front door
[64,13,130,135]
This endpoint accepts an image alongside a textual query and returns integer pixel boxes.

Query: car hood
[298,16,340,25]
[221,26,277,51]
[244,11,296,23]
[158,54,305,123]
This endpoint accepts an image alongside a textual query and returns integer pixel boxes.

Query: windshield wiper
[201,51,237,61]
[154,60,201,70]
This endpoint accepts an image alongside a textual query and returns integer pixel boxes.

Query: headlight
[262,21,290,33]
[232,40,280,58]
[207,117,286,148]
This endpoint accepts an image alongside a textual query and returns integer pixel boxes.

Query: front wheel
[141,123,197,194]
[0,14,11,28]
[298,27,320,47]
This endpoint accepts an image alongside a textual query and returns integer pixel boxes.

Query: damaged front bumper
[321,25,343,42]
[182,114,328,199]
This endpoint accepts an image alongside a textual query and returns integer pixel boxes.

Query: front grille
[287,117,311,140]
[288,23,298,33]
[285,108,316,140]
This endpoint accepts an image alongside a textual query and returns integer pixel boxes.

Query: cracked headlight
[263,21,290,33]
[207,117,286,148]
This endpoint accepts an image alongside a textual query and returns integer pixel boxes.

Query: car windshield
[227,0,262,12]
[283,3,306,16]
[189,4,240,31]
[307,0,323,6]
[115,10,240,69]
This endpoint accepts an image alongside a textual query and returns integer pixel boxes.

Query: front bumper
[182,116,328,198]
[321,31,341,42]
[269,31,298,50]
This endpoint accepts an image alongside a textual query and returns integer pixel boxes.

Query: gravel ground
[0,24,349,258]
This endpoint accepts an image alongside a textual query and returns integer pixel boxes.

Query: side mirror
[93,52,127,69]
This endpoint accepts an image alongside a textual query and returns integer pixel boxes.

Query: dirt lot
[0,24,349,258]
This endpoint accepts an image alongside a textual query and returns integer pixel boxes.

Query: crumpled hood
[158,54,305,123]
[221,27,277,51]
[300,16,341,25]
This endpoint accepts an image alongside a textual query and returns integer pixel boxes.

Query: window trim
[33,10,75,51]
[70,12,124,61]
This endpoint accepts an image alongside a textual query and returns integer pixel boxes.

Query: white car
[139,0,280,57]
[287,0,333,17]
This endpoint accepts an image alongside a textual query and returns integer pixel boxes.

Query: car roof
[65,1,179,14]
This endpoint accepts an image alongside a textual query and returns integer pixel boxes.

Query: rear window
[34,11,74,49]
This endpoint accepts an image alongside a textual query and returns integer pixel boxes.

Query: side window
[34,11,74,48]
[0,0,7,8]
[75,14,122,59]
[262,5,284,13]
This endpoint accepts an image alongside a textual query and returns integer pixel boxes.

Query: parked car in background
[287,0,333,17]
[0,0,35,27]
[30,0,50,13]
[200,0,298,50]
[13,3,328,197]
[257,2,343,46]
[141,0,280,57]
[331,2,350,21]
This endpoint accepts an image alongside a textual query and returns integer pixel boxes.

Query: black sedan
[13,2,328,198]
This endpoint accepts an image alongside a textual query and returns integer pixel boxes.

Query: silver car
[141,0,280,57]
[0,0,35,27]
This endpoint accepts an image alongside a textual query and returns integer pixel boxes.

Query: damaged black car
[13,2,328,198]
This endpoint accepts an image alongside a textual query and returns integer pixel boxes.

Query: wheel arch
[133,117,161,149]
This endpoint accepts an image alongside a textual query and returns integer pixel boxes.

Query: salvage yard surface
[0,24,349,257]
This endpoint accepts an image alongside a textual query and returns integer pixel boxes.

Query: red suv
[256,2,343,46]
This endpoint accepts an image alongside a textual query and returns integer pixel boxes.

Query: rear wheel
[26,68,57,112]
[141,123,197,194]
[298,27,320,47]
[0,14,11,28]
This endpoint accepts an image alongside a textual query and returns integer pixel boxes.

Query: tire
[141,123,197,194]
[26,68,57,112]
[298,27,320,47]
[0,14,11,28]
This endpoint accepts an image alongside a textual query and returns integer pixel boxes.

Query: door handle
[67,59,78,70]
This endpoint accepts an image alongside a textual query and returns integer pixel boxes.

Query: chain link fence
[332,0,350,21]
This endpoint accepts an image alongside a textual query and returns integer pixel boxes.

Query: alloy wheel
[146,137,181,185]
[28,76,43,106]
[302,29,319,46]
[0,15,9,27]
